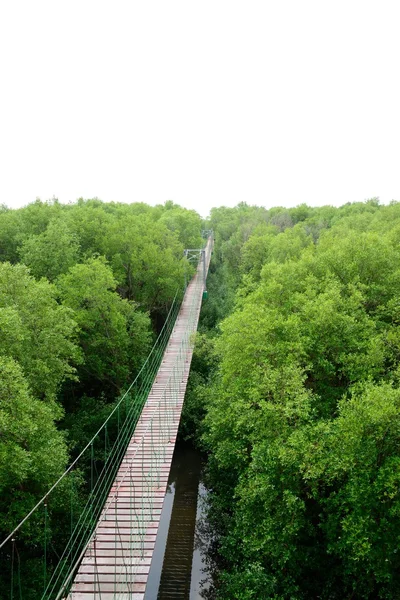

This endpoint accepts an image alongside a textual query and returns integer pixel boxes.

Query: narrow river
[145,442,211,600]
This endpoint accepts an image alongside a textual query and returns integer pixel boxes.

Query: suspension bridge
[1,235,213,600]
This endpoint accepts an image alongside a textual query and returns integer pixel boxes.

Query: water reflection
[190,483,211,599]
[146,442,216,600]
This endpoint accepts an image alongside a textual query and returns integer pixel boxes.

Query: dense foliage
[197,200,400,599]
[3,197,400,599]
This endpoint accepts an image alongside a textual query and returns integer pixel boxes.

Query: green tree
[0,357,68,523]
[159,205,203,249]
[18,218,80,281]
[103,215,189,311]
[0,262,81,402]
[57,257,151,398]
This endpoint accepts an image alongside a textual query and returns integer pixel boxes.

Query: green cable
[10,538,14,600]
[15,542,22,600]
[43,502,48,595]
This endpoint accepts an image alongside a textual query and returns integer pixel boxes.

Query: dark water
[145,443,211,600]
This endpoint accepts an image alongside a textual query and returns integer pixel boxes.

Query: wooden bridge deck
[67,239,212,600]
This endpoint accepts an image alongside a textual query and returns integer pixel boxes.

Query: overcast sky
[0,1,399,217]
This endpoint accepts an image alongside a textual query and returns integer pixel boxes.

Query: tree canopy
[198,199,400,599]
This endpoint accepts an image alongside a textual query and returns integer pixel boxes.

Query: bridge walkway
[66,237,212,600]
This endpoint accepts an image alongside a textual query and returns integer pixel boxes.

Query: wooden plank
[78,565,151,575]
[68,591,144,600]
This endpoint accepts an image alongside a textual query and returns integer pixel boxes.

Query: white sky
[0,1,399,217]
